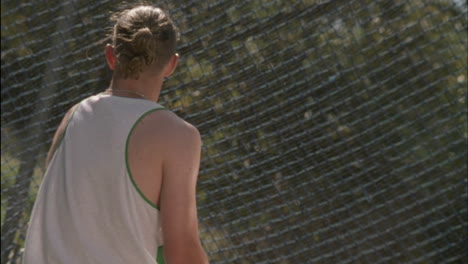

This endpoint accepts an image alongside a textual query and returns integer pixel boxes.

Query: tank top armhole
[125,107,168,211]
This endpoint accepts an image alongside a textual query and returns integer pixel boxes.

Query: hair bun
[134,27,153,44]
[136,27,152,37]
[133,27,155,52]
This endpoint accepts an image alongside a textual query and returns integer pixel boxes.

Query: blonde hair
[110,5,179,79]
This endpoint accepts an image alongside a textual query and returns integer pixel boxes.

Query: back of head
[110,5,179,79]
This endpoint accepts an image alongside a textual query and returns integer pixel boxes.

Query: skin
[46,44,209,264]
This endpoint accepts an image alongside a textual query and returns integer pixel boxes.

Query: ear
[163,53,179,77]
[105,44,117,70]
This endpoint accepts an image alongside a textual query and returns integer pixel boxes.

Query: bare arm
[46,104,79,167]
[159,118,208,264]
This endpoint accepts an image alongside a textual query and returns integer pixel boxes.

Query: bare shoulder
[139,109,201,145]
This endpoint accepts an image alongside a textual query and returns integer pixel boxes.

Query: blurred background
[1,0,467,263]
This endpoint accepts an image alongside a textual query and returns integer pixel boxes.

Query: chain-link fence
[1,0,467,263]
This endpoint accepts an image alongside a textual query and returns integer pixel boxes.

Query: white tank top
[23,93,167,264]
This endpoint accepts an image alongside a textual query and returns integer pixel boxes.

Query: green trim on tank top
[125,107,167,211]
[157,246,165,264]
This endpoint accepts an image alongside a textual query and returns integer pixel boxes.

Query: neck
[108,75,164,102]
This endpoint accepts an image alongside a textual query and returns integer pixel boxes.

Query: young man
[23,5,209,264]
